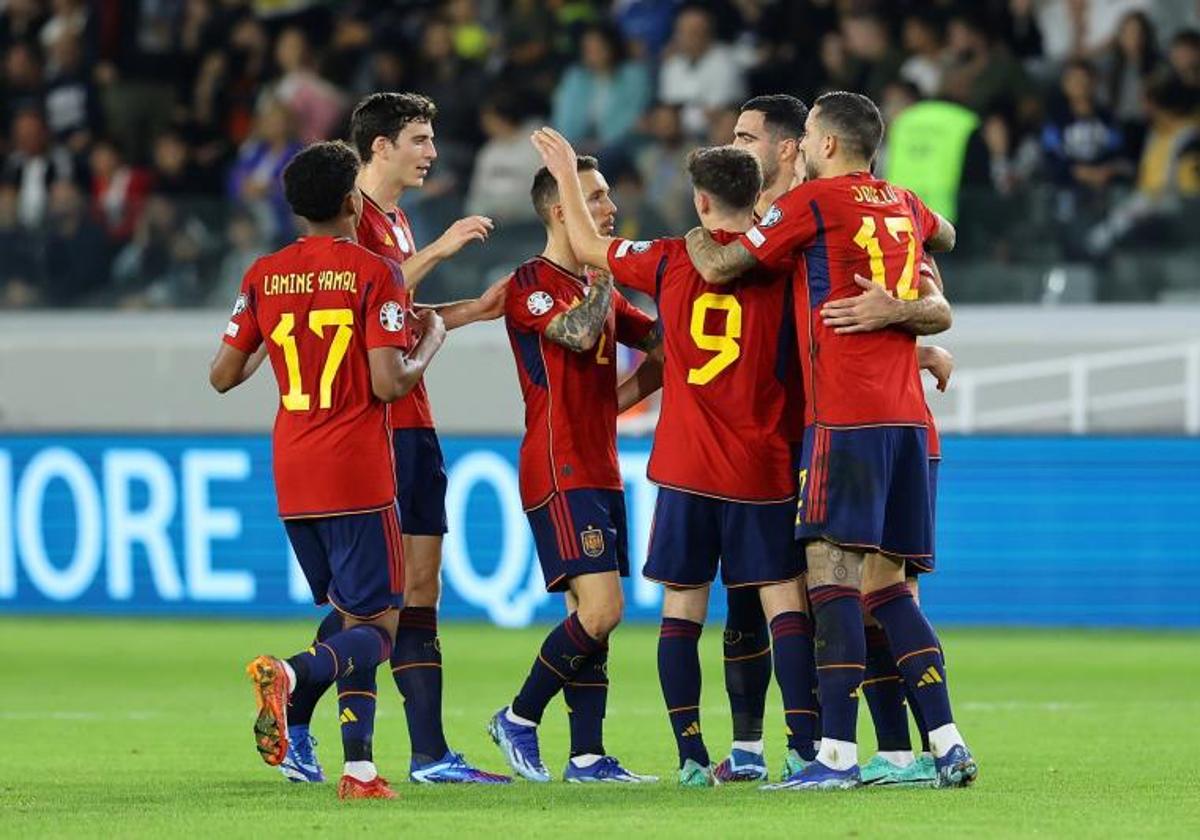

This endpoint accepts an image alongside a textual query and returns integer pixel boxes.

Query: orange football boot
[338,774,397,800]
[246,655,290,766]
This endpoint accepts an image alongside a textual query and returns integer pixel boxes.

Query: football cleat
[488,707,550,782]
[934,744,978,788]
[246,655,290,767]
[779,748,812,781]
[337,774,396,800]
[410,750,512,784]
[678,758,719,787]
[861,754,935,787]
[713,748,768,783]
[279,726,324,782]
[761,759,861,791]
[563,755,659,784]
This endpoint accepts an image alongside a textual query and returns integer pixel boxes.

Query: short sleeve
[613,288,656,347]
[506,263,574,335]
[606,238,669,297]
[738,185,818,270]
[905,191,940,244]
[364,257,413,351]
[221,264,263,354]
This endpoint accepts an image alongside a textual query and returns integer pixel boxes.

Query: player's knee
[805,540,864,590]
[757,580,804,621]
[862,552,905,594]
[403,568,441,607]
[578,598,623,639]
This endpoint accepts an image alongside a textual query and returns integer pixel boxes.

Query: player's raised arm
[683,226,757,285]
[543,268,614,352]
[530,127,613,270]
[400,214,495,291]
[368,308,447,401]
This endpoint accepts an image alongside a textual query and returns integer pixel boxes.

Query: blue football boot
[934,744,978,788]
[761,759,861,791]
[488,707,551,782]
[411,750,512,784]
[279,725,324,783]
[713,748,768,783]
[563,755,658,783]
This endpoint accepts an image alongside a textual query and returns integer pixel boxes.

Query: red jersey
[504,255,657,508]
[357,193,435,430]
[223,236,413,518]
[606,233,799,502]
[740,172,940,427]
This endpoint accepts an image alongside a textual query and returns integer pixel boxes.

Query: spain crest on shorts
[580,526,605,558]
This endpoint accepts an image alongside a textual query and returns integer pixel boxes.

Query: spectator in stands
[1042,59,1128,195]
[112,194,213,307]
[1087,73,1200,256]
[208,207,266,307]
[941,12,1030,116]
[2,108,74,229]
[270,27,348,145]
[2,42,45,135]
[900,13,947,99]
[150,129,216,197]
[612,0,679,59]
[658,5,746,139]
[610,164,669,242]
[410,16,486,185]
[818,30,858,94]
[43,179,109,306]
[89,138,152,243]
[226,98,302,245]
[1168,29,1200,88]
[552,22,651,153]
[39,0,88,52]
[447,0,493,63]
[1098,10,1162,155]
[635,102,694,232]
[43,32,101,154]
[464,92,543,224]
[0,0,48,51]
[1001,0,1045,61]
[841,12,905,103]
[0,183,41,307]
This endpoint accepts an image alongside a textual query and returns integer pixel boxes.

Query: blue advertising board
[0,435,1197,627]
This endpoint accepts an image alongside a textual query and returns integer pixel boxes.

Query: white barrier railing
[940,342,1200,434]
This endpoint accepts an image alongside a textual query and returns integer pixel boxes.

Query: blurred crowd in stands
[2,0,1199,308]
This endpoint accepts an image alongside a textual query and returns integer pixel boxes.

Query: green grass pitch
[2,618,1198,838]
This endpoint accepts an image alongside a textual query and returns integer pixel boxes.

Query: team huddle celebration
[209,82,976,800]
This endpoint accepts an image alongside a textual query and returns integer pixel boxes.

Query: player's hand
[436,215,493,257]
[583,266,612,286]
[530,127,577,181]
[918,344,954,392]
[820,274,902,333]
[415,307,447,344]
[477,273,512,321]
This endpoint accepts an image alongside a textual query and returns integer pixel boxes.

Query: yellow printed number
[595,333,611,366]
[687,293,742,385]
[852,215,919,300]
[269,308,354,411]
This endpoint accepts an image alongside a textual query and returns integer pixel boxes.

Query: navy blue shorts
[527,489,629,592]
[393,428,448,536]
[907,458,939,575]
[645,487,803,588]
[284,504,405,619]
[795,424,933,561]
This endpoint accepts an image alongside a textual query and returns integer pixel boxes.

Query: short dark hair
[1172,28,1200,50]
[686,145,761,213]
[531,156,600,225]
[740,94,809,140]
[282,141,360,222]
[350,92,437,162]
[813,91,885,162]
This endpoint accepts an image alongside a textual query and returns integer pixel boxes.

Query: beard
[804,154,821,183]
[760,155,780,189]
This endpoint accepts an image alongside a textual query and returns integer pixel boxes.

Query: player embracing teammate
[687,91,978,790]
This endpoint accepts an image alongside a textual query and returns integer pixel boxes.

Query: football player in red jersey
[281,92,511,785]
[685,91,976,790]
[487,155,661,784]
[529,126,819,788]
[208,141,447,799]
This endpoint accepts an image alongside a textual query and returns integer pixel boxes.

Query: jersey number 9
[687,293,742,386]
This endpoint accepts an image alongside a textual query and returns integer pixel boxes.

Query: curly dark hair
[282,141,361,223]
[686,145,762,212]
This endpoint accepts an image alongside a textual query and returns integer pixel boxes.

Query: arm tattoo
[897,278,952,336]
[544,272,614,352]
[684,227,757,284]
